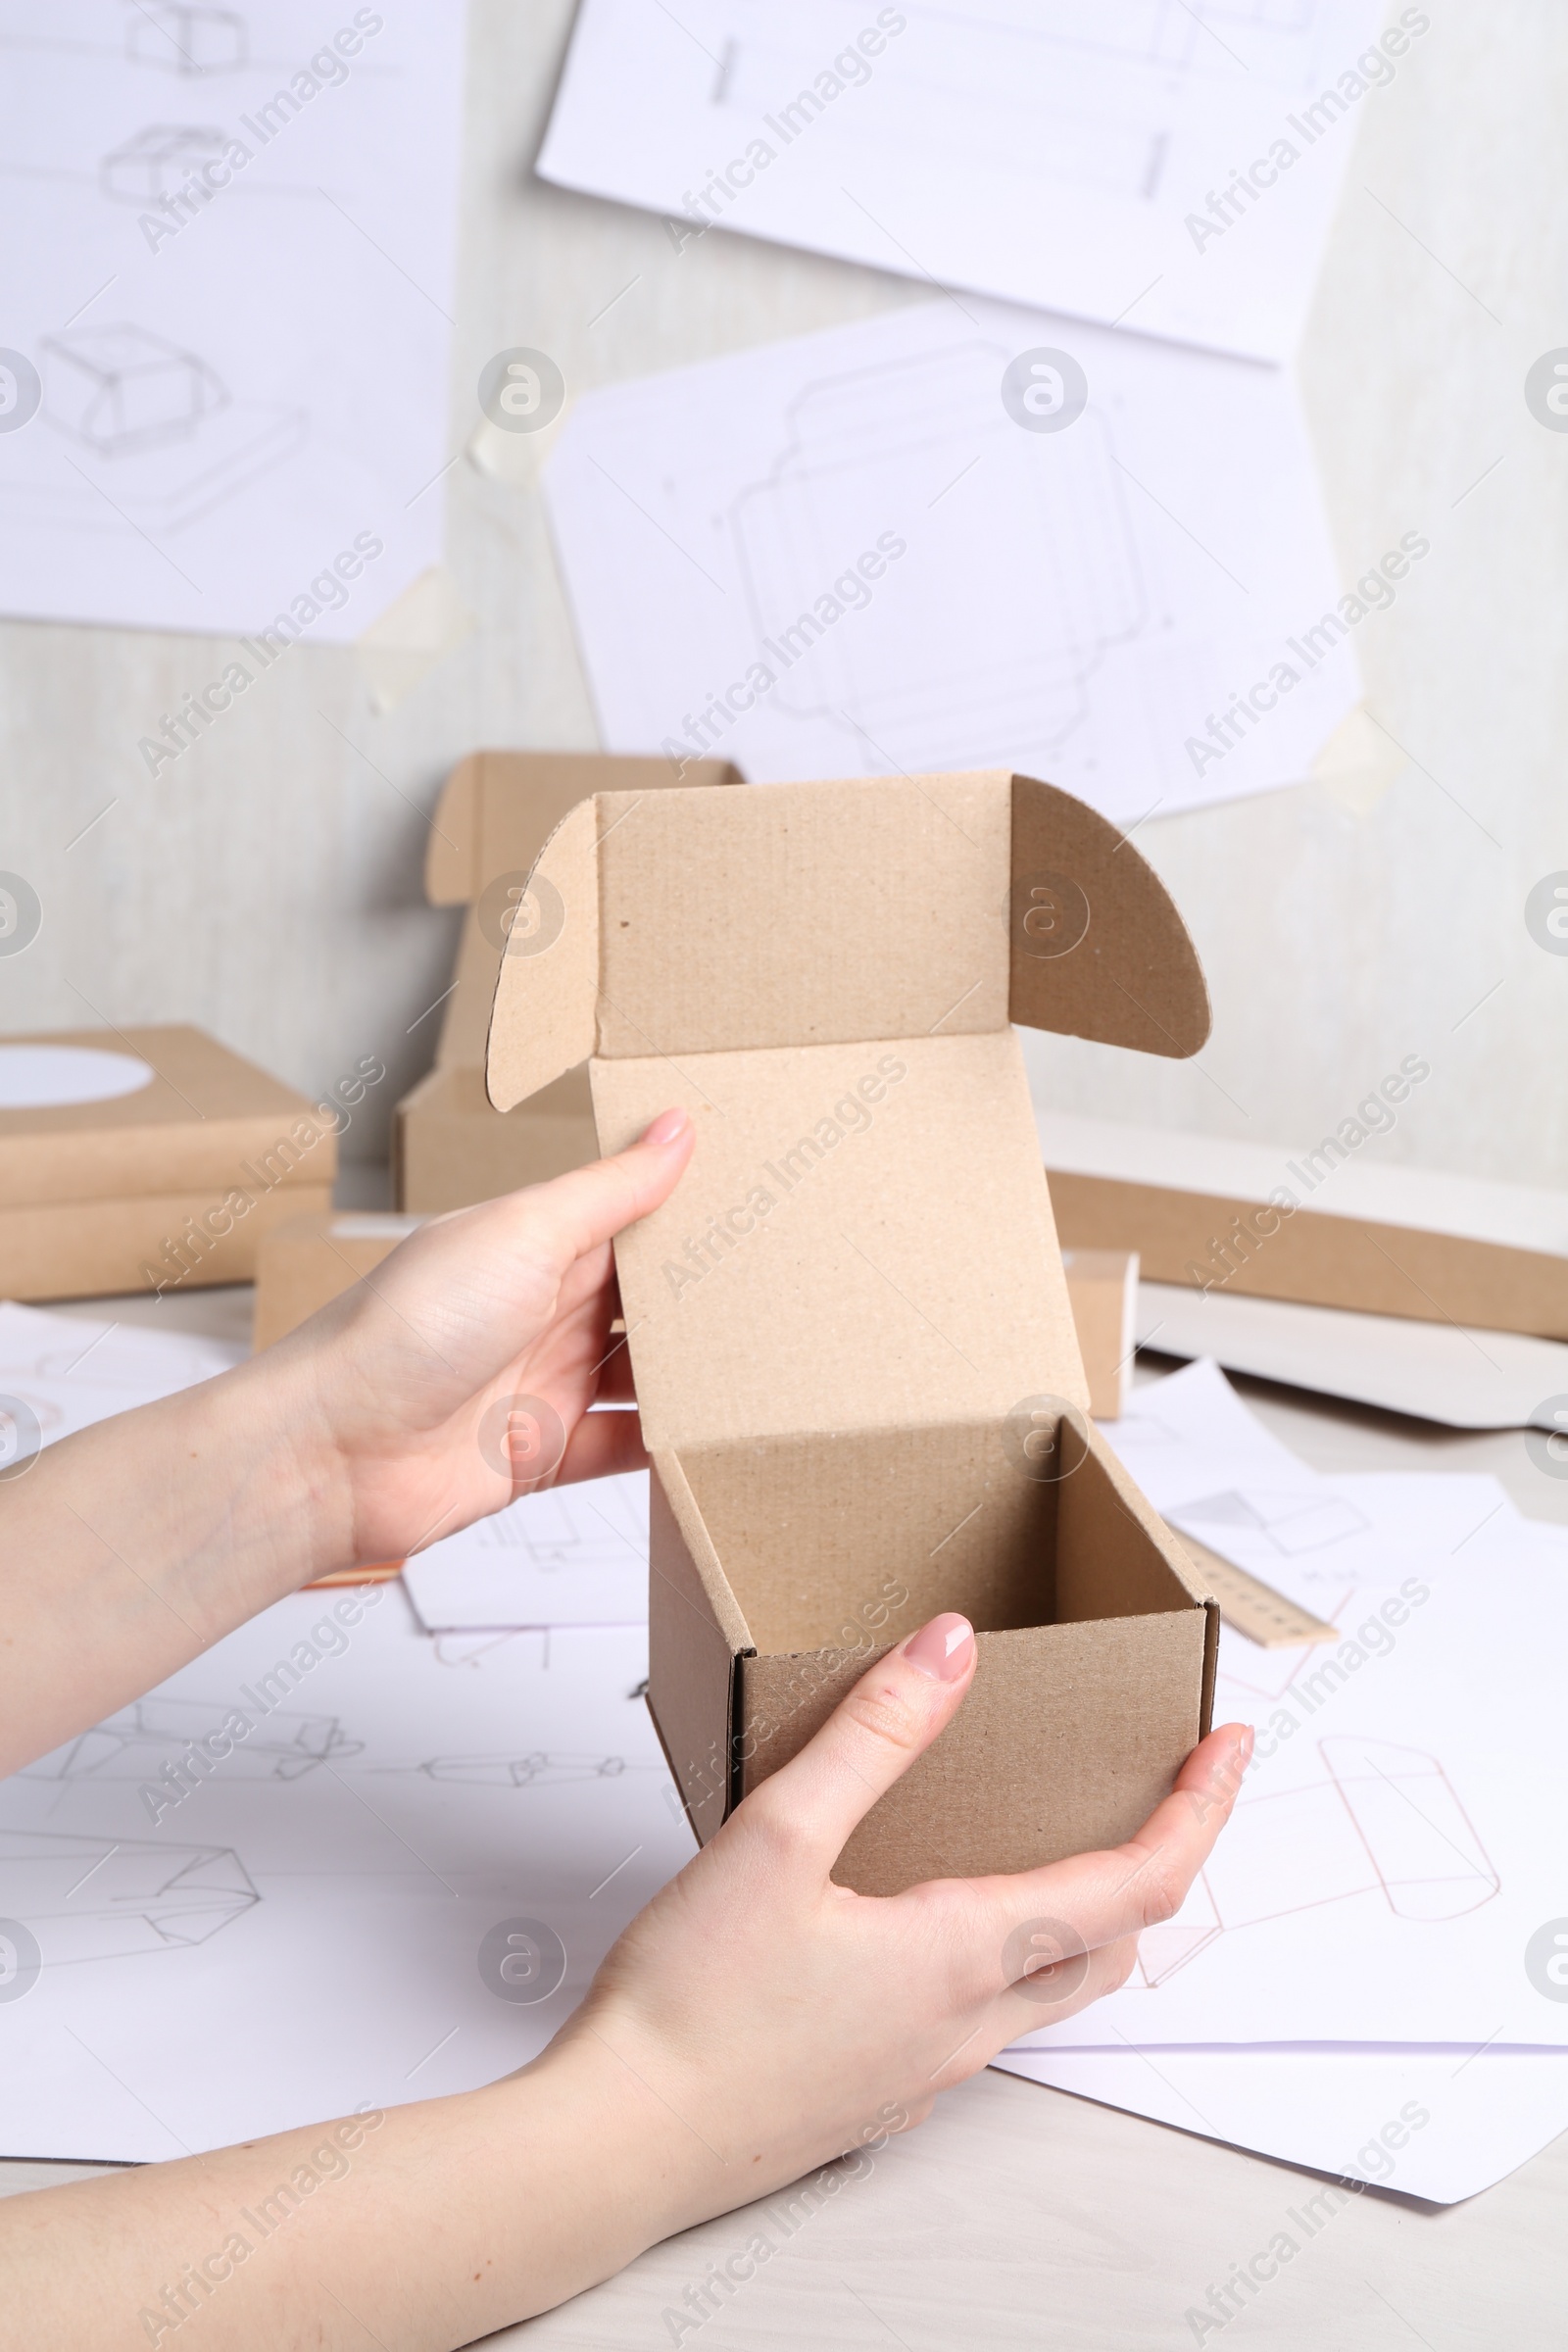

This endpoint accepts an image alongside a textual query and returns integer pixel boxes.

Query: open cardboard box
[486,770,1219,1894]
[395,750,740,1211]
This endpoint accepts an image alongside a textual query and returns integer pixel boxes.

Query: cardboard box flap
[424,750,744,907]
[1009,775,1209,1056]
[486,797,600,1113]
[590,1031,1091,1446]
[487,772,1208,1106]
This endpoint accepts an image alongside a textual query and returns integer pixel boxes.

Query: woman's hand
[0,1619,1250,2351]
[559,1611,1251,2231]
[0,1112,695,1774]
[275,1106,694,1566]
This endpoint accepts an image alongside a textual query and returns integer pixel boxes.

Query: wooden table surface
[4,1278,1565,2347]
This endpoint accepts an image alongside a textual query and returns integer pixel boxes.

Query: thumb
[517,1105,695,1265]
[740,1615,976,1876]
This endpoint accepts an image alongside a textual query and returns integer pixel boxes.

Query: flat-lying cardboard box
[0,1025,335,1300]
[396,750,740,1211]
[1043,1111,1568,1341]
[487,771,1219,1893]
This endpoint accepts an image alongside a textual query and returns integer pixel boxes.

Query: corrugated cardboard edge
[648,1450,756,1845]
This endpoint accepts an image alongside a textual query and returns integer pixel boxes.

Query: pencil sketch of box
[101,123,227,205]
[125,2,248,75]
[0,1829,259,1964]
[44,326,227,456]
[24,325,306,533]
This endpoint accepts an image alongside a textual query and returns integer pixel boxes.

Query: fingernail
[902,1613,974,1683]
[1239,1725,1255,1764]
[644,1108,690,1147]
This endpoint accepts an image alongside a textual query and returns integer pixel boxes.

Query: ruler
[1174,1534,1340,1649]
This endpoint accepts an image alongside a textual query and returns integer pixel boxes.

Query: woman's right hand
[560,1611,1251,2230]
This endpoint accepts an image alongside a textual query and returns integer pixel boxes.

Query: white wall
[2,1,1563,1186]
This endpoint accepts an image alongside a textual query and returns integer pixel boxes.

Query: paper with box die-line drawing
[538,0,1395,365]
[541,297,1361,824]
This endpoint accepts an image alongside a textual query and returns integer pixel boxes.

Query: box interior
[675,1408,1200,1658]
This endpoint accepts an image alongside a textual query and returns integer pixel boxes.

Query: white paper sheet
[0,1298,244,1465]
[1011,1362,1568,2050]
[542,297,1359,820]
[992,2045,1568,2206]
[0,1588,687,2161]
[1104,1356,1528,1586]
[538,0,1393,365]
[1136,1279,1568,1432]
[401,1471,651,1631]
[0,0,466,640]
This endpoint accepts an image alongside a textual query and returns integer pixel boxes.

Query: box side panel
[397,1065,598,1213]
[648,1454,751,1847]
[592,1032,1089,1447]
[1047,1170,1568,1340]
[1055,1418,1208,1622]
[1,1184,333,1302]
[741,1614,1208,1895]
[595,773,1011,1059]
[678,1423,1051,1654]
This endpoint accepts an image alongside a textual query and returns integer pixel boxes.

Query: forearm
[0,2043,691,2351]
[0,1352,346,1772]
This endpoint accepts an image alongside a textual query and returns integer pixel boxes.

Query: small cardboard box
[395,750,741,1211]
[1042,1112,1568,1341]
[252,1210,423,1349]
[0,1025,335,1301]
[486,771,1219,1893]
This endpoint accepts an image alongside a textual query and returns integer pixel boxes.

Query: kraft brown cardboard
[486,770,1219,1894]
[253,1210,420,1350]
[397,750,741,1211]
[1061,1249,1139,1419]
[0,1025,337,1301]
[1041,1112,1568,1341]
[395,1066,599,1213]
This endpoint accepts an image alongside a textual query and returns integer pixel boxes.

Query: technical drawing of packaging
[732,343,1145,770]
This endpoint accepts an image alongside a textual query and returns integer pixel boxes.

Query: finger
[515,1109,695,1269]
[986,1722,1253,1993]
[738,1614,976,1874]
